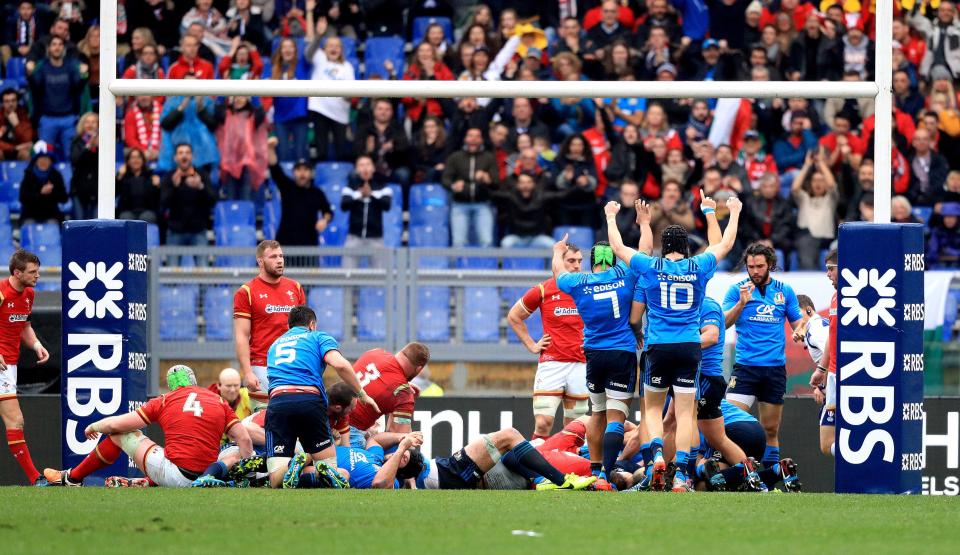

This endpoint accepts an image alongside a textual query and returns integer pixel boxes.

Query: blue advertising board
[835,222,924,494]
[61,220,149,483]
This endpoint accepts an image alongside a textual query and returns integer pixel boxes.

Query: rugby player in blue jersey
[722,242,807,471]
[552,203,653,481]
[335,432,425,489]
[606,190,742,492]
[264,305,379,489]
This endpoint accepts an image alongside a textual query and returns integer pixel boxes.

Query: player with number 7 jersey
[347,343,432,447]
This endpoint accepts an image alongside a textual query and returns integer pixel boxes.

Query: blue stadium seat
[913,206,933,225]
[20,223,61,251]
[263,196,280,240]
[775,249,786,270]
[308,287,345,341]
[0,243,14,268]
[508,308,542,344]
[409,223,449,268]
[382,183,404,248]
[464,287,500,342]
[35,244,62,269]
[409,183,448,208]
[416,287,450,341]
[215,224,257,267]
[1,160,26,213]
[5,57,27,87]
[0,204,11,245]
[503,256,546,270]
[260,60,272,79]
[819,249,830,270]
[203,286,234,341]
[411,17,453,45]
[146,223,160,249]
[159,285,199,341]
[214,200,256,228]
[364,36,405,79]
[315,162,353,188]
[357,287,387,341]
[553,226,594,251]
[456,252,499,269]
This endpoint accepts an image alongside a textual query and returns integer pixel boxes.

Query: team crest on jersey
[286,290,296,301]
[773,292,785,305]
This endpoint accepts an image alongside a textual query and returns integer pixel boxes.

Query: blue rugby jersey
[699,297,725,377]
[723,278,803,366]
[556,261,640,351]
[629,252,718,346]
[266,326,339,395]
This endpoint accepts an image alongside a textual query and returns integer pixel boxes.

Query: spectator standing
[442,127,499,248]
[773,111,819,182]
[19,142,67,225]
[745,172,795,255]
[306,15,355,161]
[160,144,217,262]
[266,137,332,246]
[412,116,451,184]
[0,89,33,161]
[5,0,44,59]
[402,42,455,131]
[911,1,960,80]
[127,0,179,54]
[122,43,165,80]
[77,26,100,111]
[584,1,631,57]
[226,0,269,54]
[26,35,86,160]
[908,128,949,207]
[491,172,568,249]
[116,148,161,223]
[270,38,311,162]
[342,155,393,268]
[26,18,77,64]
[354,98,411,185]
[181,0,232,57]
[123,96,162,163]
[158,91,219,173]
[217,41,264,80]
[650,180,695,253]
[787,14,842,82]
[215,96,268,201]
[927,202,960,268]
[167,34,215,79]
[791,150,838,269]
[69,112,98,220]
[552,134,598,228]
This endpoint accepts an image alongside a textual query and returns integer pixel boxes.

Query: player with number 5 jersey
[554,205,652,482]
[347,343,431,447]
[607,190,742,492]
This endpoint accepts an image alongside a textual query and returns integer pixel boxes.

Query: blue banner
[835,222,925,494]
[61,220,149,483]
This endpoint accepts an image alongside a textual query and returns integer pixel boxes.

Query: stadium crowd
[1,0,960,267]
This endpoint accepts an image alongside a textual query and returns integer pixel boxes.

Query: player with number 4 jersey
[607,191,742,492]
[554,207,652,481]
[348,343,431,446]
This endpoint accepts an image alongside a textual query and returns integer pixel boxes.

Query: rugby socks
[674,450,690,479]
[72,436,122,480]
[504,441,567,486]
[758,467,781,490]
[298,473,323,488]
[202,461,229,480]
[650,437,664,461]
[589,462,603,476]
[719,466,746,488]
[762,445,780,467]
[685,452,698,480]
[602,422,625,476]
[7,429,40,483]
[640,442,652,467]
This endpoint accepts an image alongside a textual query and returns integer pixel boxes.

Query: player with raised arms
[809,249,838,458]
[1,250,51,486]
[722,242,807,471]
[347,342,431,447]
[234,240,306,405]
[552,203,652,481]
[606,190,742,492]
[264,305,378,489]
[44,365,255,487]
[508,243,588,440]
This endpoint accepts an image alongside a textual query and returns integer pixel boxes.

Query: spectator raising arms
[552,134,597,228]
[306,10,355,161]
[266,137,332,246]
[792,149,839,270]
[402,42,455,130]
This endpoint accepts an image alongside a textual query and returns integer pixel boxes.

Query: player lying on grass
[335,431,426,489]
[200,382,361,487]
[394,426,597,491]
[45,366,256,487]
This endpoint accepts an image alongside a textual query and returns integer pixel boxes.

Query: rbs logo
[67,261,125,319]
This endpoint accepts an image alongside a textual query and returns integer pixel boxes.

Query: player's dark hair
[609,470,630,491]
[288,305,316,328]
[328,382,359,408]
[9,249,39,276]
[396,448,426,480]
[566,243,581,254]
[825,249,838,265]
[661,225,690,257]
[796,294,815,312]
[741,242,778,270]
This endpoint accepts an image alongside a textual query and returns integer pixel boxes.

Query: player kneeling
[45,366,255,487]
[396,427,596,491]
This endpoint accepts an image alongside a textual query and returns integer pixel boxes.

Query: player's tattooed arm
[605,201,639,263]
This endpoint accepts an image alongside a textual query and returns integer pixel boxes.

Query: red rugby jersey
[233,276,305,366]
[348,349,415,431]
[137,386,240,473]
[0,279,34,366]
[520,278,585,364]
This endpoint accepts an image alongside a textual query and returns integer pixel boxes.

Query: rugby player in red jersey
[234,240,305,403]
[347,343,430,446]
[0,250,50,486]
[810,249,838,457]
[44,366,254,487]
[507,244,588,440]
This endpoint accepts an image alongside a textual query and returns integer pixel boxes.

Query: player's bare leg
[461,428,594,490]
[1,397,43,485]
[757,401,783,467]
[820,422,836,456]
[698,418,748,465]
[599,400,629,479]
[532,393,560,439]
[585,404,606,476]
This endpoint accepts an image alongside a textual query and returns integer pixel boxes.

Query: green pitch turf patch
[1,489,957,554]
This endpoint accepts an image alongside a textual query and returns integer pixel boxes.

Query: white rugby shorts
[533,361,588,398]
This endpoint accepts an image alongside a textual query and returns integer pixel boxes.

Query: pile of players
[33,189,835,490]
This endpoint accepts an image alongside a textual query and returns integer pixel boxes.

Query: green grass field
[2,489,959,554]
